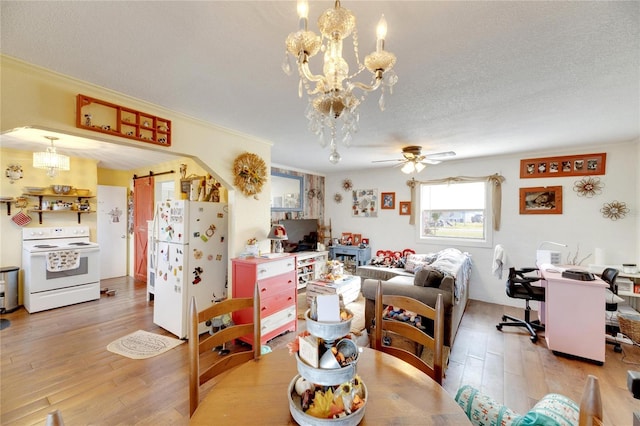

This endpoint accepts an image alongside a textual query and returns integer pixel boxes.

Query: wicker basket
[618,314,640,344]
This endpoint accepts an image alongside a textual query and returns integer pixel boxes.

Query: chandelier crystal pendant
[283,0,398,164]
[33,136,70,178]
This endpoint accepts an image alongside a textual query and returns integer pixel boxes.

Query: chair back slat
[374,280,444,384]
[189,283,261,417]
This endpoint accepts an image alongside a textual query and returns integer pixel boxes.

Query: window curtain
[407,173,506,231]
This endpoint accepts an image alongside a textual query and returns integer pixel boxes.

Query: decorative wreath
[342,179,353,191]
[334,193,343,203]
[233,152,266,197]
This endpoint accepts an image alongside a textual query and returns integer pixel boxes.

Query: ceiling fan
[372,146,456,173]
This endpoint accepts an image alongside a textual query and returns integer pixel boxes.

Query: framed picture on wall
[519,186,563,214]
[520,153,606,178]
[399,201,411,215]
[381,192,395,209]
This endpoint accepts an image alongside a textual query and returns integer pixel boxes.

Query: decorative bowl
[305,310,353,341]
[51,185,72,195]
[288,374,367,425]
[24,186,45,194]
[296,351,357,386]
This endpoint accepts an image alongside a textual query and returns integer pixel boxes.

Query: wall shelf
[0,200,14,216]
[23,193,95,224]
[76,94,172,147]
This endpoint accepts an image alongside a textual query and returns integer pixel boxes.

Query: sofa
[358,248,472,347]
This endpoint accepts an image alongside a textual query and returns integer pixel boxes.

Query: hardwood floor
[1,277,639,425]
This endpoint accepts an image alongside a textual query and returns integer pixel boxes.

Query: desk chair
[496,267,545,343]
[602,267,622,352]
[189,285,260,417]
[373,280,445,385]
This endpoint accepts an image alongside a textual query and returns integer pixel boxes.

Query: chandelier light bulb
[297,0,309,30]
[376,14,387,47]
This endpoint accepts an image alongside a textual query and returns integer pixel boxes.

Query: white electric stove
[22,226,101,313]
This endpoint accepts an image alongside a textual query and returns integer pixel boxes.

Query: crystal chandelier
[283,0,398,164]
[33,136,70,178]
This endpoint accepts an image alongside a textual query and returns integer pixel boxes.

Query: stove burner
[68,242,91,246]
[34,244,58,249]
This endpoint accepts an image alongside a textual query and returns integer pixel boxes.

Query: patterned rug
[107,330,184,359]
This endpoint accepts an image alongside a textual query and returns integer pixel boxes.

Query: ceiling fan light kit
[283,0,398,164]
[373,145,456,174]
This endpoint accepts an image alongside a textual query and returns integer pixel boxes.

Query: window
[418,181,491,246]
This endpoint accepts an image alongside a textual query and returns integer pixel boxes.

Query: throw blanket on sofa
[363,248,472,303]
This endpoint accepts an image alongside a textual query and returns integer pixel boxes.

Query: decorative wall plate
[233,152,266,197]
[5,164,23,183]
[334,193,343,203]
[342,179,353,191]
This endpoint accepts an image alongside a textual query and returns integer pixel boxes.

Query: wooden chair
[189,284,261,417]
[373,280,445,385]
[579,375,602,426]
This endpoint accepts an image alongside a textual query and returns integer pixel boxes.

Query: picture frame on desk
[341,232,352,245]
[353,234,362,245]
[520,186,563,214]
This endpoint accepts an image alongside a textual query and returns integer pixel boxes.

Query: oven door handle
[30,247,101,256]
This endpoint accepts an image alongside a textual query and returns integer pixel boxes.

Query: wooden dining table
[190,346,471,425]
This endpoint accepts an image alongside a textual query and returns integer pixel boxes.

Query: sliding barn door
[133,176,154,282]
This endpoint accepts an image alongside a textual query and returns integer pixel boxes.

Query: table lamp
[268,224,288,253]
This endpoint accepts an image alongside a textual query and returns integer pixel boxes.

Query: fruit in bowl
[51,185,72,194]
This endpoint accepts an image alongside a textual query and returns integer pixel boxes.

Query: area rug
[107,330,184,359]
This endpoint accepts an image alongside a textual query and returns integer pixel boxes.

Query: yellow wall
[97,168,130,187]
[1,56,273,279]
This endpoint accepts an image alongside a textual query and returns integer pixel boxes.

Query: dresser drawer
[260,289,296,318]
[256,258,296,280]
[261,305,296,337]
[257,271,296,297]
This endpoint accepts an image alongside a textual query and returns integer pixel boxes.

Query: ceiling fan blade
[372,159,405,163]
[420,159,442,165]
[423,151,456,159]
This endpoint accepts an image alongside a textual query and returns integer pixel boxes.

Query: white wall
[325,140,639,308]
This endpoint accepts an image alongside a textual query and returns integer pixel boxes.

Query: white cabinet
[296,251,328,290]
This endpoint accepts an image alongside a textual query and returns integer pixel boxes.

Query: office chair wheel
[614,345,622,353]
[496,324,503,331]
[530,335,538,343]
[501,315,508,321]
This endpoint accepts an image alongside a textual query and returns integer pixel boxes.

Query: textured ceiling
[1,1,638,173]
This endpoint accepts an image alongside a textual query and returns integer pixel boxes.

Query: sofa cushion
[515,393,579,426]
[414,266,444,288]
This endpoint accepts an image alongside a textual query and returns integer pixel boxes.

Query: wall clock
[233,152,266,197]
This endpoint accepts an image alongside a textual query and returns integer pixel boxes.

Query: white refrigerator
[152,200,228,338]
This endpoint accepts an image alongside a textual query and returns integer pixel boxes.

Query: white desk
[539,267,608,364]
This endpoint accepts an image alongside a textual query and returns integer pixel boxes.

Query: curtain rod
[133,170,175,180]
